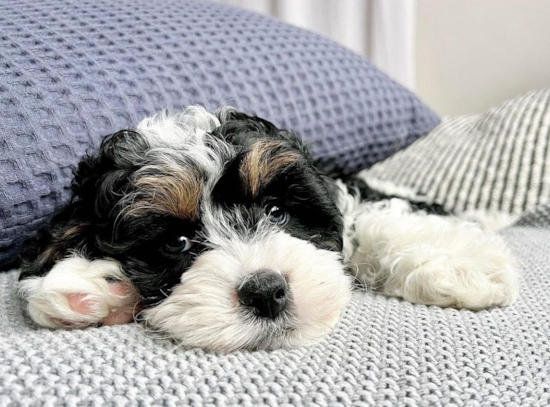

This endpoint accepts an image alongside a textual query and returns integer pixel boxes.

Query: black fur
[321,165,450,216]
[19,130,150,280]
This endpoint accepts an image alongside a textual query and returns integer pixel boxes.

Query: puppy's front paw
[19,256,139,328]
[352,209,519,310]
[396,250,518,310]
[385,224,519,310]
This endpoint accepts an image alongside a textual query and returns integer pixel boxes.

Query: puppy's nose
[238,270,289,319]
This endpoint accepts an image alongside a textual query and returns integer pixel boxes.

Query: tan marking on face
[131,167,203,220]
[62,223,91,240]
[241,140,300,196]
[38,244,64,266]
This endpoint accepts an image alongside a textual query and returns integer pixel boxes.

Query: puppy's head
[22,107,352,351]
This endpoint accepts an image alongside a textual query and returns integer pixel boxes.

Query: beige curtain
[209,0,417,90]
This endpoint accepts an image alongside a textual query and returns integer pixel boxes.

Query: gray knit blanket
[2,207,550,406]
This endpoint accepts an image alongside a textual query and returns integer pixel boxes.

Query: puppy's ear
[215,108,311,156]
[19,130,147,279]
[73,130,149,213]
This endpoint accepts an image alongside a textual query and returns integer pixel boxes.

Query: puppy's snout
[238,270,289,319]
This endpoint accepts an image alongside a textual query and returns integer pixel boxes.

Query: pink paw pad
[66,282,139,326]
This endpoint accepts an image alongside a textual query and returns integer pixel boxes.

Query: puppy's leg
[19,255,139,328]
[350,202,518,310]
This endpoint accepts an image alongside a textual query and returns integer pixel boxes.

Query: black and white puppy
[18,107,519,352]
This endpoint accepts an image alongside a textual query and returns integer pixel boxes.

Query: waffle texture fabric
[360,89,550,217]
[2,207,550,406]
[0,0,440,269]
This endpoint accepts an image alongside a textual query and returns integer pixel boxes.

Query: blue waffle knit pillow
[0,0,439,268]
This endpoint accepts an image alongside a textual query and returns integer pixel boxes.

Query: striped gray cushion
[360,89,550,219]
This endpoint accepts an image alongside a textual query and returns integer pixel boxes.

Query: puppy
[18,107,519,352]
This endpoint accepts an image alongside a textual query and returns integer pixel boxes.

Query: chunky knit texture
[0,0,440,269]
[360,89,550,218]
[515,203,550,228]
[2,206,550,406]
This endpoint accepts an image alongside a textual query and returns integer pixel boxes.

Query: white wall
[210,0,550,117]
[416,0,550,116]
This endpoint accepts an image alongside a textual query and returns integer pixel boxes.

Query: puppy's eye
[265,204,288,226]
[164,235,193,253]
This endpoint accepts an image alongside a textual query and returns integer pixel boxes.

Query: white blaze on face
[143,231,352,352]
